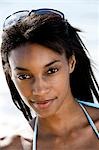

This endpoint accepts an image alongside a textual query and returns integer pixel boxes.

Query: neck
[38,97,83,137]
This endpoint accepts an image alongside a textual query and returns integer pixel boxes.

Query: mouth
[30,97,57,110]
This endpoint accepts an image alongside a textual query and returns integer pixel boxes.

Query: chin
[35,110,55,119]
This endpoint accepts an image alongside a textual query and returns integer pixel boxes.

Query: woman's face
[9,43,75,118]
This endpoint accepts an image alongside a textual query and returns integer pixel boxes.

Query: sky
[0,0,99,127]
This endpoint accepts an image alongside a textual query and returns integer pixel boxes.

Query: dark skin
[0,106,99,150]
[0,43,99,149]
[36,106,99,150]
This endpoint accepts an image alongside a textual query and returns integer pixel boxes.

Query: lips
[30,98,56,109]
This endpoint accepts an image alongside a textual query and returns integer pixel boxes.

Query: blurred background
[0,0,99,127]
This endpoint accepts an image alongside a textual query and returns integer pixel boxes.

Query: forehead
[9,43,67,68]
[10,43,60,57]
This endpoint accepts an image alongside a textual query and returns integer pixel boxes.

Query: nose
[32,77,50,96]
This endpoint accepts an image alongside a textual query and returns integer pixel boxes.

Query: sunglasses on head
[3,8,64,30]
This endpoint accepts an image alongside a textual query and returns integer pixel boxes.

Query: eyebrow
[45,60,61,67]
[14,60,61,71]
[14,67,29,71]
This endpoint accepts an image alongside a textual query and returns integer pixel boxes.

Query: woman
[0,8,99,149]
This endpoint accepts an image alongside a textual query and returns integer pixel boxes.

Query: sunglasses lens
[4,11,29,30]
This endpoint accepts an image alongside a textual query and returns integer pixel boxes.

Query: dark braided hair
[1,13,99,121]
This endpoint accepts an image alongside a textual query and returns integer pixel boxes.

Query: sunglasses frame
[3,8,64,30]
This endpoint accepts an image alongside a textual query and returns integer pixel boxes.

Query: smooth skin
[0,43,99,150]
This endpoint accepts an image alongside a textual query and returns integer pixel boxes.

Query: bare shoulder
[85,103,99,128]
[0,121,33,150]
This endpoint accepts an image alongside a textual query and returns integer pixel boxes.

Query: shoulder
[0,121,33,150]
[78,100,99,131]
[85,103,99,129]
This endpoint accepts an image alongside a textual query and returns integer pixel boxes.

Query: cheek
[12,78,31,98]
[10,78,32,108]
[51,70,70,94]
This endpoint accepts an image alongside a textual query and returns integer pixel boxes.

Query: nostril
[32,78,50,95]
[32,85,50,96]
[32,88,50,96]
[33,90,44,96]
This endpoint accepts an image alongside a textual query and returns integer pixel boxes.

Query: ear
[68,55,76,74]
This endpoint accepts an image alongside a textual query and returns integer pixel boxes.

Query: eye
[16,74,32,80]
[47,67,59,75]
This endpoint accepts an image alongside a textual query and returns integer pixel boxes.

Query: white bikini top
[32,100,99,150]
